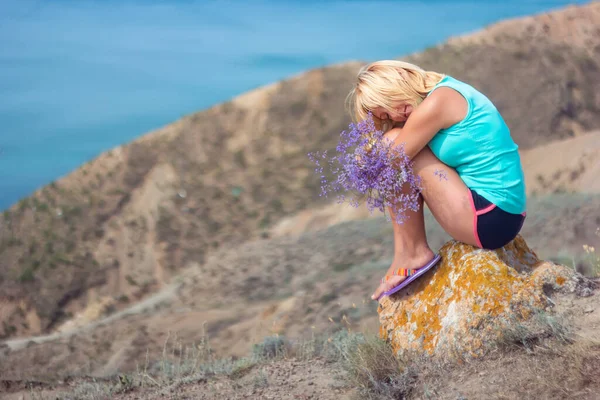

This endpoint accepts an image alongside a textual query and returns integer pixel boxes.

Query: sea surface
[0,0,589,210]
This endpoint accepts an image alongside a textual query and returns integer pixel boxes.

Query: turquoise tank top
[426,76,526,214]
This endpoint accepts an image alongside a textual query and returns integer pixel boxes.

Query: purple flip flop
[376,254,442,301]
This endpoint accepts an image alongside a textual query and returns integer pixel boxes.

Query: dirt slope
[2,286,599,400]
[522,130,600,195]
[1,192,599,381]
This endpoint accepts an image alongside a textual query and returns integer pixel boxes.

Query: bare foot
[371,247,435,301]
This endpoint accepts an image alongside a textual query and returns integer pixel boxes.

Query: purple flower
[308,113,422,224]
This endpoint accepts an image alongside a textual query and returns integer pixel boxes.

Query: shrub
[332,331,414,400]
[252,335,289,360]
[18,266,36,282]
[499,311,573,351]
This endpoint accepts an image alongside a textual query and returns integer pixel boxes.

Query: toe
[371,282,387,300]
[372,276,405,300]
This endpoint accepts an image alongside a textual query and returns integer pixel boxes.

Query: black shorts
[468,189,526,250]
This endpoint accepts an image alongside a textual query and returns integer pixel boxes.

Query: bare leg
[370,190,434,300]
[371,146,478,300]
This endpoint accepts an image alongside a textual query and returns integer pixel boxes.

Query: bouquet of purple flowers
[308,113,422,224]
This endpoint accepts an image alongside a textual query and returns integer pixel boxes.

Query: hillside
[1,193,599,381]
[522,130,600,195]
[1,1,600,346]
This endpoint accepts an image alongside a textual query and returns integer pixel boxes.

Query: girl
[345,60,527,301]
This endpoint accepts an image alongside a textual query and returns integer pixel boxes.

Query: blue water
[0,0,589,210]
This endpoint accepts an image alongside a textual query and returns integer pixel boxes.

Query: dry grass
[18,328,393,399]
[498,311,574,352]
[15,296,600,400]
[407,338,600,400]
[332,330,415,400]
[582,228,600,278]
[543,226,600,279]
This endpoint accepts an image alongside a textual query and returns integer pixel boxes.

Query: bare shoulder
[422,86,468,128]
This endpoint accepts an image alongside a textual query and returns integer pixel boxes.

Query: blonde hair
[345,60,445,131]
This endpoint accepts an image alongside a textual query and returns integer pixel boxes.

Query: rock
[577,286,594,297]
[378,235,578,360]
[584,305,594,314]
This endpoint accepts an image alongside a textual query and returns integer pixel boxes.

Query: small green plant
[108,188,127,196]
[252,368,269,389]
[18,198,30,211]
[51,253,72,265]
[64,380,116,400]
[18,266,37,282]
[234,149,247,168]
[117,374,135,393]
[252,335,289,360]
[269,198,284,213]
[319,292,338,304]
[231,186,243,198]
[7,237,23,247]
[125,275,138,286]
[333,262,353,272]
[65,240,76,253]
[28,241,38,255]
[2,322,17,336]
[259,214,271,229]
[229,357,257,379]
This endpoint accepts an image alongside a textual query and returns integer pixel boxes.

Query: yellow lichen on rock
[378,235,578,360]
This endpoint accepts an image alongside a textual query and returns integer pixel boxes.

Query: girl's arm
[389,87,468,159]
